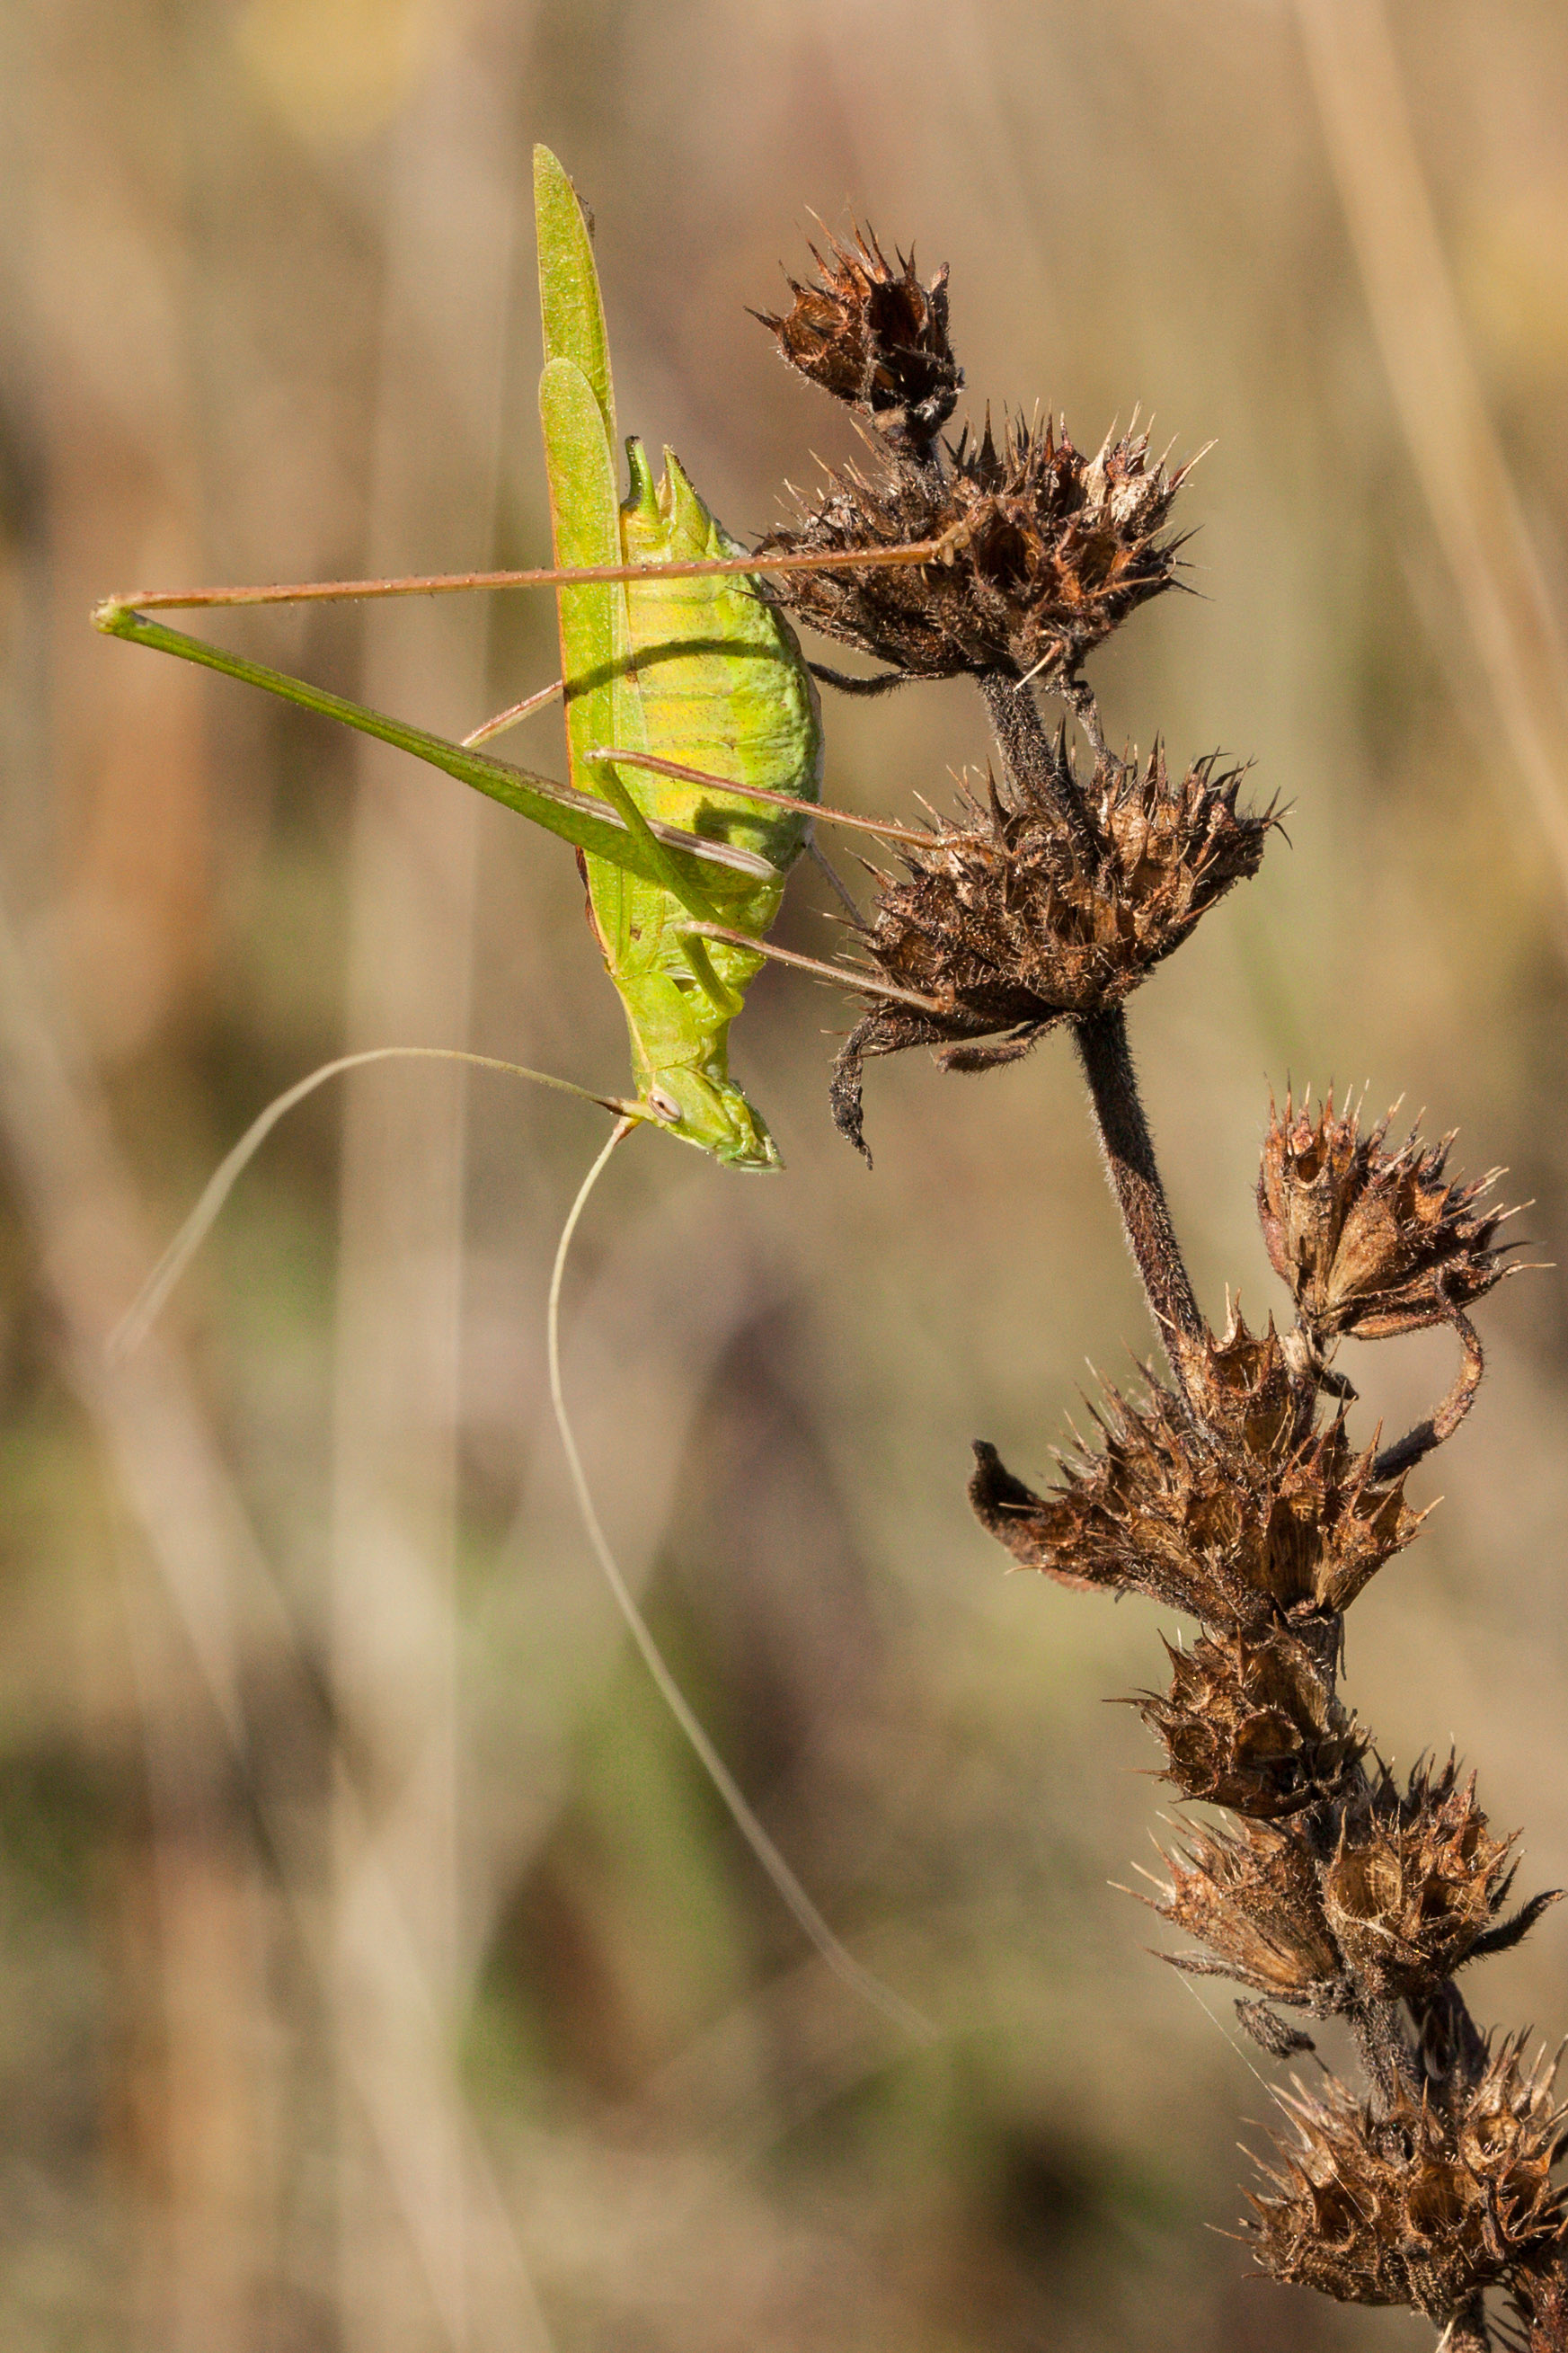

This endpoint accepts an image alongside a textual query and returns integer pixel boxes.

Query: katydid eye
[649,1088,681,1121]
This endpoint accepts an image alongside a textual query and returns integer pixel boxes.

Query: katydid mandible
[93,147,950,1165]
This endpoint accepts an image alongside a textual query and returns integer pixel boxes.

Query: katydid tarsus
[97,147,941,2037]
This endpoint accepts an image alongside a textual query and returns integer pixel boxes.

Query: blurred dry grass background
[0,2,1565,2347]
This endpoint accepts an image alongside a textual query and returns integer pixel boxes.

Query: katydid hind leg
[584,743,930,848]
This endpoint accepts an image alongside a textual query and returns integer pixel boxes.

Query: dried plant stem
[1347,1993,1419,2111]
[1373,1308,1484,1482]
[1072,1008,1204,1363]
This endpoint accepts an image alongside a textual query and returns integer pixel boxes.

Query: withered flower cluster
[757,218,1563,2349]
[1248,2047,1567,2322]
[761,410,1188,688]
[1259,1090,1519,1348]
[830,741,1271,1159]
[753,225,961,449]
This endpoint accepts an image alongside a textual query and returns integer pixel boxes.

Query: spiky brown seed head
[1257,1092,1519,1344]
[1510,2251,1568,2352]
[1321,1758,1560,2003]
[829,741,1271,1157]
[1152,1817,1343,2008]
[969,1308,1419,1633]
[756,226,961,448]
[1134,1627,1368,1819]
[1247,2042,1568,2317]
[760,412,1187,685]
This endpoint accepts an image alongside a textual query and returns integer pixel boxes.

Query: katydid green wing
[534,143,822,1170]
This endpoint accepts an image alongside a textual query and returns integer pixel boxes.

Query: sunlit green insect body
[536,147,822,1169]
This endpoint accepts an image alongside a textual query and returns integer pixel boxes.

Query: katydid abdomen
[604,443,821,1168]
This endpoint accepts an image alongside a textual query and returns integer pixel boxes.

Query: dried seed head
[830,742,1270,1157]
[970,1309,1419,1633]
[1135,1628,1367,1819]
[756,226,961,448]
[1321,1758,1561,2004]
[1247,2042,1568,2317]
[761,413,1187,685]
[1258,1092,1519,1343]
[1152,1817,1342,2006]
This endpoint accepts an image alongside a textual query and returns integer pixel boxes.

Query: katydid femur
[99,146,941,2038]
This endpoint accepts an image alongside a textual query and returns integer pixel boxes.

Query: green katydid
[93,144,947,1171]
[95,150,946,2038]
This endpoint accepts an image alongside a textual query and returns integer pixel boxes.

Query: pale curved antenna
[547,1123,936,2045]
[107,1046,646,1363]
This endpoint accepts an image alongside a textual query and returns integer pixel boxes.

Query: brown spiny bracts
[1236,2001,1319,2062]
[1511,2252,1568,2352]
[1151,1817,1344,2009]
[969,1310,1418,1634]
[1258,1091,1520,1346]
[1321,1757,1561,2005]
[755,226,961,448]
[1134,1627,1367,1819]
[829,741,1269,1158]
[760,412,1187,685]
[1246,2041,1568,2318]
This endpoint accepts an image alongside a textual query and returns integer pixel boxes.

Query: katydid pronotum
[96,146,943,2036]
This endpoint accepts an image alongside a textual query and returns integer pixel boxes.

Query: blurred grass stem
[0,881,552,2349]
[1298,0,1568,920]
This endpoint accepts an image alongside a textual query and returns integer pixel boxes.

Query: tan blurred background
[0,2,1565,2347]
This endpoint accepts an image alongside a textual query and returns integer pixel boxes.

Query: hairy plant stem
[1373,1307,1484,1482]
[979,670,1100,863]
[1073,1008,1205,1369]
[1348,1994,1419,2111]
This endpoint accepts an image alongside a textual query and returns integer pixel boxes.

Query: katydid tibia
[93,144,947,1169]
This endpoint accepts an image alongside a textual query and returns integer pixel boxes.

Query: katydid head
[642,1069,782,1172]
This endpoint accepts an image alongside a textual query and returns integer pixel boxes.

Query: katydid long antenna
[106,1047,659,1364]
[108,1045,936,2045]
[547,1123,936,2045]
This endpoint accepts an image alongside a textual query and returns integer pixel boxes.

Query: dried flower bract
[757,225,961,448]
[762,413,1187,685]
[1135,1627,1366,1819]
[1258,1093,1519,1345]
[1154,1816,1343,2007]
[970,1310,1417,1633]
[830,741,1269,1157]
[1321,1758,1560,2004]
[1247,2043,1568,2317]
